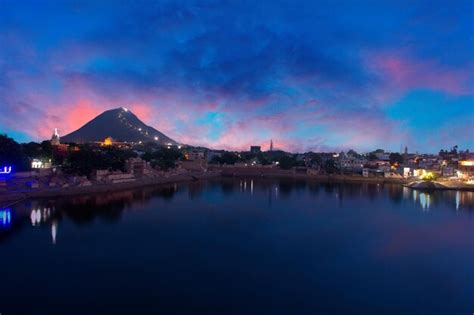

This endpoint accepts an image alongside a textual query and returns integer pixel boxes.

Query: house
[442,167,455,177]
[125,157,152,176]
[186,149,206,161]
[457,160,474,180]
[337,155,367,171]
[31,159,52,169]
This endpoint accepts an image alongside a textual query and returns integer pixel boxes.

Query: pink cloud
[366,50,473,99]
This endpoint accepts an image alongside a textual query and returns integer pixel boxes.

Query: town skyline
[1,106,470,155]
[1,1,473,153]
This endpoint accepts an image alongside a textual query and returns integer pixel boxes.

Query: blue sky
[0,0,472,152]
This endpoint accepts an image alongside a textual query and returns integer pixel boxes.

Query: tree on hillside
[389,152,404,165]
[154,147,183,170]
[142,147,182,170]
[0,134,29,171]
[219,152,240,165]
[278,155,296,170]
[324,159,338,174]
[368,152,378,161]
[257,153,271,165]
[309,153,322,166]
[22,142,43,158]
[63,146,137,176]
[63,146,101,176]
[347,149,359,157]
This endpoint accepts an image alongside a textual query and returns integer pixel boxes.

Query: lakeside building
[31,159,52,169]
[337,154,367,171]
[185,149,206,161]
[457,160,474,181]
[375,152,390,161]
[125,157,153,176]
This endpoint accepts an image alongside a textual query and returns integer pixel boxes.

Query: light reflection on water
[2,179,472,247]
[0,178,473,315]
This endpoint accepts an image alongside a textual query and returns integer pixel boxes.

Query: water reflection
[30,207,53,226]
[419,192,430,211]
[1,179,472,315]
[1,179,473,245]
[0,208,11,228]
[51,220,57,244]
[456,191,460,211]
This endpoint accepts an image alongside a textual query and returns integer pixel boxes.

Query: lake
[1,178,473,315]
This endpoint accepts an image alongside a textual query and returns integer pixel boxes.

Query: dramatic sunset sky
[0,0,473,152]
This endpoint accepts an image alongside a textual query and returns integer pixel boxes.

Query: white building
[31,159,52,169]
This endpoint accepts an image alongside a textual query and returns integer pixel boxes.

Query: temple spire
[51,128,60,146]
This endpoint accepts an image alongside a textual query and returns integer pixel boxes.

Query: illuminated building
[186,150,206,161]
[457,160,474,181]
[31,159,52,169]
[103,136,113,146]
[403,167,411,178]
[459,160,474,167]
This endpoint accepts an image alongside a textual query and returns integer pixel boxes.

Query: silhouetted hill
[61,107,177,144]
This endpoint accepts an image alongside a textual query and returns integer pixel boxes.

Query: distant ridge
[61,107,177,145]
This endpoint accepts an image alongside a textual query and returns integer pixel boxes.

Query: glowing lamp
[420,171,435,181]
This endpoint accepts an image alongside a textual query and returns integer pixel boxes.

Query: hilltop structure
[50,128,60,146]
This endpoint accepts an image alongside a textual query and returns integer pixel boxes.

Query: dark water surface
[1,178,473,315]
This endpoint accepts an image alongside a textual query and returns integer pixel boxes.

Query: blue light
[0,208,12,227]
[0,166,12,175]
[0,165,13,181]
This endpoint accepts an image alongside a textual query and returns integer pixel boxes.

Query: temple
[50,128,60,146]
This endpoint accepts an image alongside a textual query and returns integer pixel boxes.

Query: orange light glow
[103,137,113,146]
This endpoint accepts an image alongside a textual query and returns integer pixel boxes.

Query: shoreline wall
[2,168,473,207]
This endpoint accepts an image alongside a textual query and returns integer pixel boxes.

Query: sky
[0,0,473,153]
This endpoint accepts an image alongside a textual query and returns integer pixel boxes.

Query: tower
[270,139,273,152]
[50,128,60,146]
